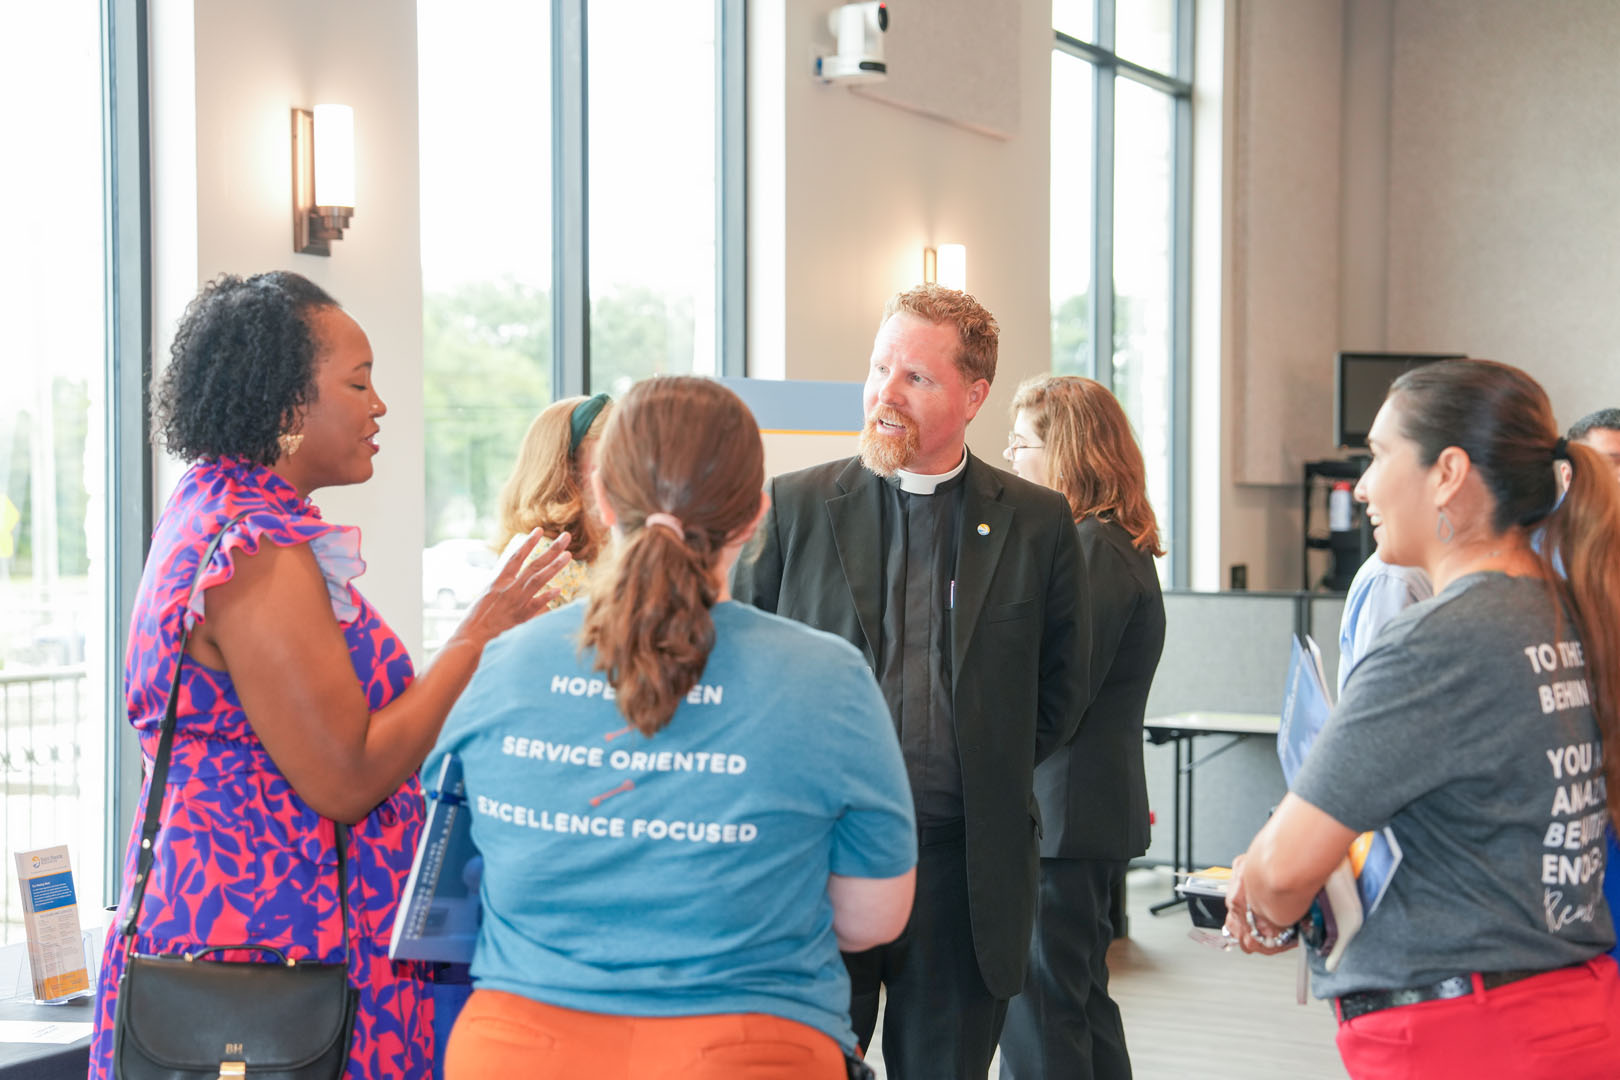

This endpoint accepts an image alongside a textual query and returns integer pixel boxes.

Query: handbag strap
[121,510,352,963]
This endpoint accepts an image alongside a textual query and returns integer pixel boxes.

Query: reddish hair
[1009,375,1163,556]
[579,377,764,735]
[882,284,999,386]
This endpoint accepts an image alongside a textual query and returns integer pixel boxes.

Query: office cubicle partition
[1138,590,1345,870]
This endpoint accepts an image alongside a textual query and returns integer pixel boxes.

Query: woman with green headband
[494,393,612,607]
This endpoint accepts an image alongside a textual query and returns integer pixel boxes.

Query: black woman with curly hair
[88,271,573,1080]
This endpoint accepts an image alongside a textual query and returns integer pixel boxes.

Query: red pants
[1335,956,1620,1080]
[444,988,847,1079]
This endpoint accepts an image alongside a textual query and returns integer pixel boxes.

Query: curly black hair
[153,271,341,465]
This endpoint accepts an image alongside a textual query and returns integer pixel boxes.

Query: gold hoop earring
[278,432,305,458]
[1435,506,1454,544]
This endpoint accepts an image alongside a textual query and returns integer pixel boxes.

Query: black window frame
[103,0,154,903]
[551,0,746,396]
[1054,0,1193,586]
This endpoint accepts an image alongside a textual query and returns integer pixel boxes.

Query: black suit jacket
[1034,516,1165,861]
[731,453,1090,997]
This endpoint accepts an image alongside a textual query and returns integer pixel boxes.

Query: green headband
[568,393,611,457]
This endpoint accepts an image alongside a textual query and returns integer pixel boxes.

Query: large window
[1051,0,1191,583]
[417,0,742,651]
[0,0,146,937]
[587,2,718,391]
[418,0,555,630]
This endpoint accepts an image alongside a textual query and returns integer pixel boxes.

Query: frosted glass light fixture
[292,104,356,255]
[936,243,966,290]
[922,243,967,290]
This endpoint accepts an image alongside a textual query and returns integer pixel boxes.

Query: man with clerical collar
[733,285,1091,1079]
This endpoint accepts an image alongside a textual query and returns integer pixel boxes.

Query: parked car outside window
[422,538,499,609]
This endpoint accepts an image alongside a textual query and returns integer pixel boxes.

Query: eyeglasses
[1005,434,1045,454]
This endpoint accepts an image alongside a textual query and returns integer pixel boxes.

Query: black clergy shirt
[875,463,967,827]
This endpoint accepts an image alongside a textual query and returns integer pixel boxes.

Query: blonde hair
[882,284,999,386]
[494,396,613,564]
[1009,375,1163,556]
[580,377,764,736]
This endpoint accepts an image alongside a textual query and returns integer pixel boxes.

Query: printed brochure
[388,754,482,964]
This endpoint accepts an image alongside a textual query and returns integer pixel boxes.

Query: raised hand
[456,530,574,649]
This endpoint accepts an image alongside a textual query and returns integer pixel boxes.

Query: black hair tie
[1551,436,1569,462]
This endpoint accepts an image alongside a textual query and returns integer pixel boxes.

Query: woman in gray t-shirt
[1225,359,1620,1080]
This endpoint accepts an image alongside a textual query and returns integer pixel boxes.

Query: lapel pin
[976,522,990,536]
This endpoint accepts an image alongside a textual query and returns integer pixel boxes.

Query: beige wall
[752,0,1053,470]
[1219,0,1620,589]
[1220,0,1342,590]
[152,0,426,655]
[157,0,1620,616]
[754,0,1232,585]
[1384,0,1620,422]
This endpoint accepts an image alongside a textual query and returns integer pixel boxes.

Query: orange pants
[444,988,848,1079]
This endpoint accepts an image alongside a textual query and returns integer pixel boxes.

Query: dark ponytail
[578,377,764,735]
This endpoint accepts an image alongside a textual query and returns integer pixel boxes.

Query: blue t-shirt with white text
[427,601,917,1049]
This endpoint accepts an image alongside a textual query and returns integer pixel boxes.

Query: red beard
[859,406,921,476]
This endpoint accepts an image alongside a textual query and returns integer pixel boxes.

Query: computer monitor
[1334,352,1465,450]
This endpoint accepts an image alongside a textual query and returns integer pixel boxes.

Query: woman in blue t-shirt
[432,376,918,1079]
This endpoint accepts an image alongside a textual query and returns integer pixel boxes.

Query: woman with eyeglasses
[1225,359,1620,1078]
[997,375,1165,1080]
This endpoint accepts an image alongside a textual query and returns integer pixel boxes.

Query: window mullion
[718,0,746,377]
[1090,61,1115,389]
[1168,0,1194,586]
[102,0,152,907]
[552,0,589,396]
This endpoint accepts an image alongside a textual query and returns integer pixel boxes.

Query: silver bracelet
[1246,907,1297,948]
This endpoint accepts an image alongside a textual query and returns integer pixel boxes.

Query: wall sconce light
[292,104,355,255]
[922,243,967,290]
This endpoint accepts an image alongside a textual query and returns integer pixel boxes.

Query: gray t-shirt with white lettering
[1293,572,1614,999]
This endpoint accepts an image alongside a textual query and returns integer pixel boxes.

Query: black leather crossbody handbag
[112,513,358,1079]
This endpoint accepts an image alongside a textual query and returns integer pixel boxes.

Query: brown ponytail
[1540,442,1620,827]
[578,377,764,735]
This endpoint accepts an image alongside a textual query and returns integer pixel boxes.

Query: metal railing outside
[0,666,92,945]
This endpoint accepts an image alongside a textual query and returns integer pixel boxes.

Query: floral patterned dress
[89,457,435,1079]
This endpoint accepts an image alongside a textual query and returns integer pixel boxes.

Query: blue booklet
[1278,635,1333,784]
[1277,635,1403,971]
[388,754,483,964]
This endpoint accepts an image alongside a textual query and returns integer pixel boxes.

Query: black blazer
[731,453,1090,998]
[1034,516,1165,861]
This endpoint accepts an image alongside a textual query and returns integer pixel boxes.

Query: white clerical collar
[895,448,968,495]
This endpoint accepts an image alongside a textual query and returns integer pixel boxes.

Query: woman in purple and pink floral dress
[88,272,572,1080]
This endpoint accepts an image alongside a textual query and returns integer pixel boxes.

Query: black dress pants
[846,829,1008,1080]
[999,857,1133,1080]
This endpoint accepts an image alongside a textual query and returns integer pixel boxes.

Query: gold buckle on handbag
[219,1062,246,1078]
